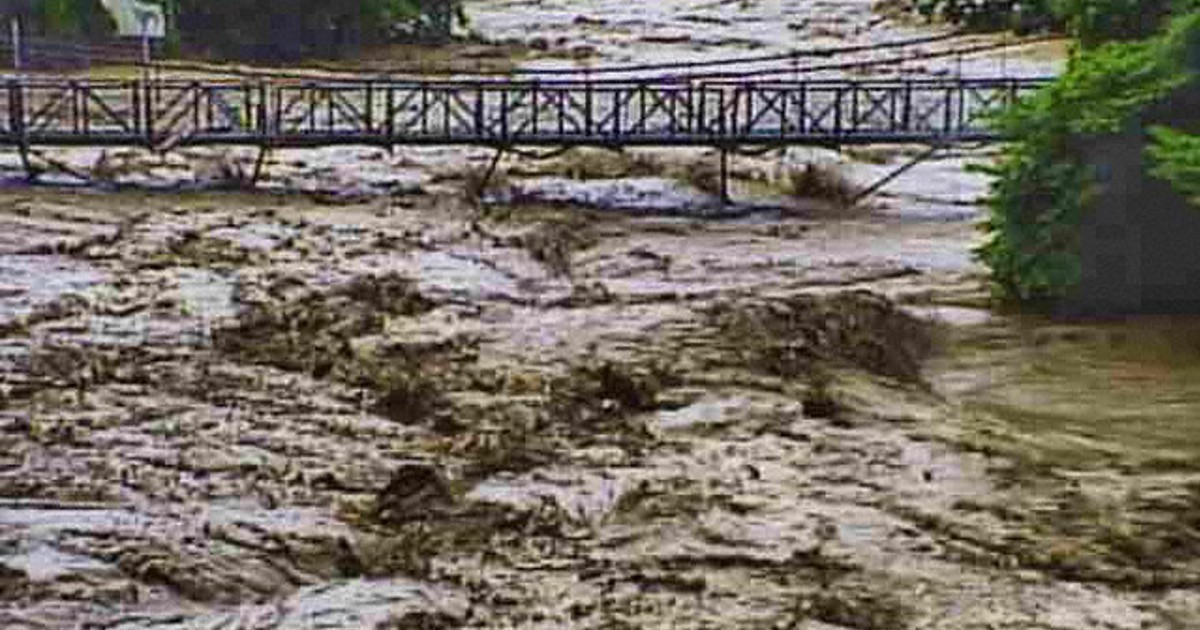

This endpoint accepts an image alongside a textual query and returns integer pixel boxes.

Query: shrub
[914,0,1197,44]
[1148,126,1200,203]
[1055,0,1191,46]
[25,0,115,40]
[914,0,1060,34]
[176,0,464,61]
[976,12,1200,302]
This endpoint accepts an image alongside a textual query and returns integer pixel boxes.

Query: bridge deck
[0,77,1049,149]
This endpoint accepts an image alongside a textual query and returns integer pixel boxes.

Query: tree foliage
[1148,126,1200,203]
[175,0,459,60]
[976,12,1200,302]
[913,0,1060,34]
[16,0,114,40]
[13,0,461,59]
[914,0,1196,45]
[1054,0,1181,45]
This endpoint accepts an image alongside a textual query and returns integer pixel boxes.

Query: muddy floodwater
[2,2,1199,630]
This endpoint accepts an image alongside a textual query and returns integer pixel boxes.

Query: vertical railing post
[69,81,79,134]
[475,83,485,140]
[144,77,155,145]
[779,89,788,139]
[686,84,694,136]
[584,81,594,138]
[10,78,32,180]
[719,146,730,205]
[957,81,967,133]
[259,82,269,138]
[131,81,141,136]
[209,86,218,134]
[724,84,734,136]
[82,85,91,135]
[386,86,395,141]
[849,82,859,134]
[743,84,752,136]
[717,88,725,138]
[79,84,90,135]
[851,84,859,134]
[669,89,677,137]
[500,89,509,141]
[613,88,621,137]
[273,85,283,138]
[943,86,953,136]
[326,87,335,133]
[240,83,250,134]
[798,83,807,134]
[420,85,429,136]
[834,88,843,138]
[889,88,898,133]
[8,79,23,141]
[558,88,566,138]
[308,84,317,133]
[191,80,201,134]
[638,83,646,135]
[903,82,913,133]
[531,80,540,136]
[365,82,374,134]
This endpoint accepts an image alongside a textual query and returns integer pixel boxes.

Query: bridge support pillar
[850,143,945,206]
[474,148,505,202]
[250,145,271,189]
[17,143,36,183]
[719,148,730,205]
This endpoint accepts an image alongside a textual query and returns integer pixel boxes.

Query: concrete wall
[1066,84,1200,315]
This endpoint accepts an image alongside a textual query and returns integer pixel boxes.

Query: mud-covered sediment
[0,187,1197,629]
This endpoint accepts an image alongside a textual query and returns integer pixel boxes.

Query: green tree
[18,0,114,40]
[1148,126,1200,202]
[914,0,1197,44]
[175,0,460,61]
[976,12,1200,302]
[12,1,463,59]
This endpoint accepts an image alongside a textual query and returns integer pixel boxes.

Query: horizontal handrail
[0,76,1051,149]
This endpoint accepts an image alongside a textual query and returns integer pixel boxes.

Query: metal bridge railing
[0,77,1050,149]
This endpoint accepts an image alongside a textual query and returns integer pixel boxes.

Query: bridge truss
[0,77,1047,148]
[0,76,1049,200]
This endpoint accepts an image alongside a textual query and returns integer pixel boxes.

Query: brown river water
[1,1,1198,629]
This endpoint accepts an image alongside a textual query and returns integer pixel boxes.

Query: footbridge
[0,76,1047,150]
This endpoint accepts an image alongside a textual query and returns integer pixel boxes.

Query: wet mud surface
[1,185,1198,629]
[1,2,1196,629]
